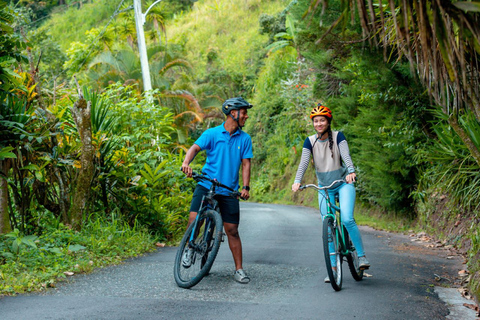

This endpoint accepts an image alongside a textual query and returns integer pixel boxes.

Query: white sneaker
[359,256,370,269]
[182,248,194,268]
[234,269,250,283]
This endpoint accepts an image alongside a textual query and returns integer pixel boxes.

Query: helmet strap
[229,110,242,128]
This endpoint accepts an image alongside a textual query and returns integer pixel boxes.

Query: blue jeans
[318,182,366,266]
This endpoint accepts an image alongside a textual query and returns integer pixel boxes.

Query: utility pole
[133,0,151,92]
[133,0,163,93]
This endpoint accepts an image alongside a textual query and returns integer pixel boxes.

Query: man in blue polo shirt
[181,97,253,283]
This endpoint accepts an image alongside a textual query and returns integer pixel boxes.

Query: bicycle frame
[188,184,219,243]
[187,172,241,243]
[299,179,364,290]
[301,180,351,256]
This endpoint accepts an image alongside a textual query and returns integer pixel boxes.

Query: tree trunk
[70,92,94,230]
[0,160,12,234]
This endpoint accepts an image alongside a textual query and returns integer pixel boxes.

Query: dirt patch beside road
[364,226,479,318]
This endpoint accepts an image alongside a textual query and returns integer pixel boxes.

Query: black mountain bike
[174,172,241,289]
[300,179,364,291]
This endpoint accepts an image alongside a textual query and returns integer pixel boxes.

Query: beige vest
[308,131,347,186]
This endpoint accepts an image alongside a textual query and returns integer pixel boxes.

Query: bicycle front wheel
[174,209,223,288]
[323,216,343,291]
[344,226,364,281]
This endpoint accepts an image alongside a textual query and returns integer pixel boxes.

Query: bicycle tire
[344,226,364,281]
[323,216,343,291]
[174,209,223,288]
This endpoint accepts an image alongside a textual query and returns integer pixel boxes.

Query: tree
[86,44,192,91]
[144,0,169,46]
[307,0,480,166]
[69,79,94,230]
[0,1,28,234]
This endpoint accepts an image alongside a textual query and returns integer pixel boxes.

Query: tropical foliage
[2,0,480,301]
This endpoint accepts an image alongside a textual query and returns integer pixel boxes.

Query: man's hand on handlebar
[240,189,250,200]
[181,162,193,178]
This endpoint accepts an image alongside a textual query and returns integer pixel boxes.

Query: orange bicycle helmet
[310,104,332,119]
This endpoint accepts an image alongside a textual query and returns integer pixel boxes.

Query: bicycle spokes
[174,210,224,288]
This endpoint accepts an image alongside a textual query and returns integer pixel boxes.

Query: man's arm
[241,158,251,200]
[181,144,201,177]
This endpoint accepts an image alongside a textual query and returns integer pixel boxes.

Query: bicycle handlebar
[299,179,346,191]
[191,172,235,192]
[190,171,245,200]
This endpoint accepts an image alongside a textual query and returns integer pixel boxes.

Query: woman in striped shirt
[291,104,370,277]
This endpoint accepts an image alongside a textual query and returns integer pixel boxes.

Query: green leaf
[274,32,292,40]
[285,14,296,42]
[68,244,87,252]
[453,2,480,12]
[0,147,16,160]
[1,252,14,259]
[21,236,38,249]
[266,40,291,53]
[4,229,19,238]
[35,171,45,182]
[22,164,39,171]
[47,247,64,255]
[11,239,20,253]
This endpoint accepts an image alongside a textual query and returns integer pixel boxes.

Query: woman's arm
[292,147,311,192]
[337,132,356,184]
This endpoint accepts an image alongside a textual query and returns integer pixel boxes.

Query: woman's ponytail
[327,127,334,158]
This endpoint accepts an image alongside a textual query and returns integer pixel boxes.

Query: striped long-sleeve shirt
[294,131,355,186]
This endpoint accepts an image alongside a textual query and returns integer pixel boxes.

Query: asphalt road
[0,202,469,319]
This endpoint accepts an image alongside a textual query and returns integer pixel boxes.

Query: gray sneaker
[359,256,370,269]
[324,276,330,283]
[182,248,194,268]
[234,269,250,284]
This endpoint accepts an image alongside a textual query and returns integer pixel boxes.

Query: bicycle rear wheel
[323,216,343,291]
[174,209,223,288]
[344,226,364,281]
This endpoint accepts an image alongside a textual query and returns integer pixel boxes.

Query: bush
[0,219,154,295]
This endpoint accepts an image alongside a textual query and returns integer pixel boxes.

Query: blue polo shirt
[194,122,253,195]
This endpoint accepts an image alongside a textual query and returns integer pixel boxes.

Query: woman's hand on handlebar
[346,172,356,184]
[181,162,193,178]
[291,183,301,192]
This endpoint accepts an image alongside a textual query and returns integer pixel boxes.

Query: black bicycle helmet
[221,97,253,115]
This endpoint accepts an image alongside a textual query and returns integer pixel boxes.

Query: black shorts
[189,185,240,224]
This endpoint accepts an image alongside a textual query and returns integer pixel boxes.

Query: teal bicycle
[300,179,364,291]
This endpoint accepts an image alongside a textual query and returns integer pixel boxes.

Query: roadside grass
[0,219,156,296]
[354,204,415,233]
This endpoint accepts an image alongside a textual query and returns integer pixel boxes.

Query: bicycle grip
[231,192,245,200]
